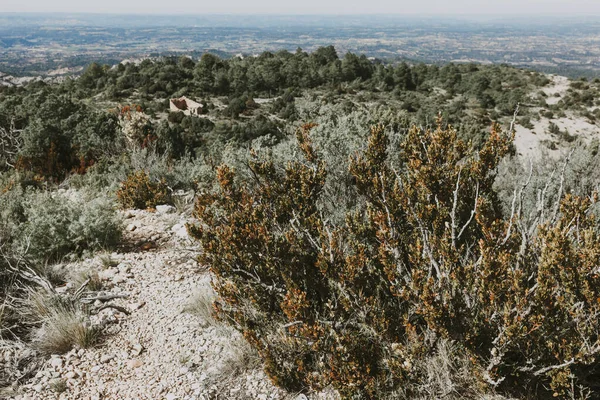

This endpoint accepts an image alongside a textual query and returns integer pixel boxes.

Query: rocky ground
[7,207,317,400]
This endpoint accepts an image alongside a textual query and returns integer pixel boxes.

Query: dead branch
[450,167,462,249]
[457,180,479,240]
[509,103,520,134]
[0,118,23,169]
[79,293,129,304]
[93,304,131,315]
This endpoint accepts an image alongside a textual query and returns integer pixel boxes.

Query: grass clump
[184,283,218,327]
[20,289,100,355]
[50,378,68,393]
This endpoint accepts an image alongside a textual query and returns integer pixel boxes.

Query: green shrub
[116,170,171,209]
[18,191,122,262]
[191,121,600,398]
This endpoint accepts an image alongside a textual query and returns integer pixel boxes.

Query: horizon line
[2,11,600,18]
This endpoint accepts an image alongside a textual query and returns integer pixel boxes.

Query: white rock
[127,359,143,369]
[132,344,144,356]
[65,371,77,379]
[91,365,102,373]
[118,263,131,273]
[100,354,114,363]
[50,357,63,368]
[156,205,176,214]
[171,224,189,239]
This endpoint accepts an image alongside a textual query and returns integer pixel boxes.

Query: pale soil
[541,75,570,105]
[8,208,313,400]
[513,74,598,160]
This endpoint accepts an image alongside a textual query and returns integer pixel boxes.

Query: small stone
[65,371,77,379]
[132,344,144,356]
[118,263,130,273]
[127,359,143,369]
[171,224,189,239]
[165,394,177,400]
[126,223,137,232]
[100,354,114,363]
[91,365,102,373]
[156,205,176,214]
[33,384,43,393]
[49,357,63,368]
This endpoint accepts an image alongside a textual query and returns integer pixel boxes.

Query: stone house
[169,97,203,116]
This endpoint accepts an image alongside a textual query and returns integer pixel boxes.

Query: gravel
[9,209,331,399]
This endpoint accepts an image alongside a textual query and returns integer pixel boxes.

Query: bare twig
[93,304,131,315]
[80,293,129,304]
[457,181,479,240]
[509,103,520,134]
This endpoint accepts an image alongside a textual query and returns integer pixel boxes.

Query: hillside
[3,49,600,399]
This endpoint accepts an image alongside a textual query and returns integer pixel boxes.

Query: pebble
[132,344,144,356]
[127,359,143,369]
[156,204,176,214]
[90,365,102,373]
[49,357,63,369]
[65,371,77,379]
[100,354,114,363]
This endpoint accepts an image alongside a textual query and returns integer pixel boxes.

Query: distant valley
[2,14,600,78]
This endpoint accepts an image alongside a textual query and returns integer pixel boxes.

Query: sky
[1,0,600,15]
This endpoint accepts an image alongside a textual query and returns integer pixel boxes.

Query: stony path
[13,209,289,400]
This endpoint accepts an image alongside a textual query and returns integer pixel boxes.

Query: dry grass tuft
[184,283,218,327]
[50,378,68,393]
[17,289,100,355]
[35,309,100,354]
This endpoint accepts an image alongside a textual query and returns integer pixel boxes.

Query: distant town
[1,14,600,79]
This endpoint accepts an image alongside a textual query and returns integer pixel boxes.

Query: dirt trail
[13,209,285,400]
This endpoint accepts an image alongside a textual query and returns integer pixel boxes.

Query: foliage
[118,105,154,149]
[0,188,123,263]
[191,120,600,398]
[116,170,172,209]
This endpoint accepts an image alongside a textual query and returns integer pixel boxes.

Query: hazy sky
[1,0,599,15]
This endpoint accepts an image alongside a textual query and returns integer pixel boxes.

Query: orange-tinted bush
[191,121,600,398]
[116,170,171,210]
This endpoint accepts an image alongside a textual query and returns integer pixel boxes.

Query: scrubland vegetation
[2,47,600,398]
